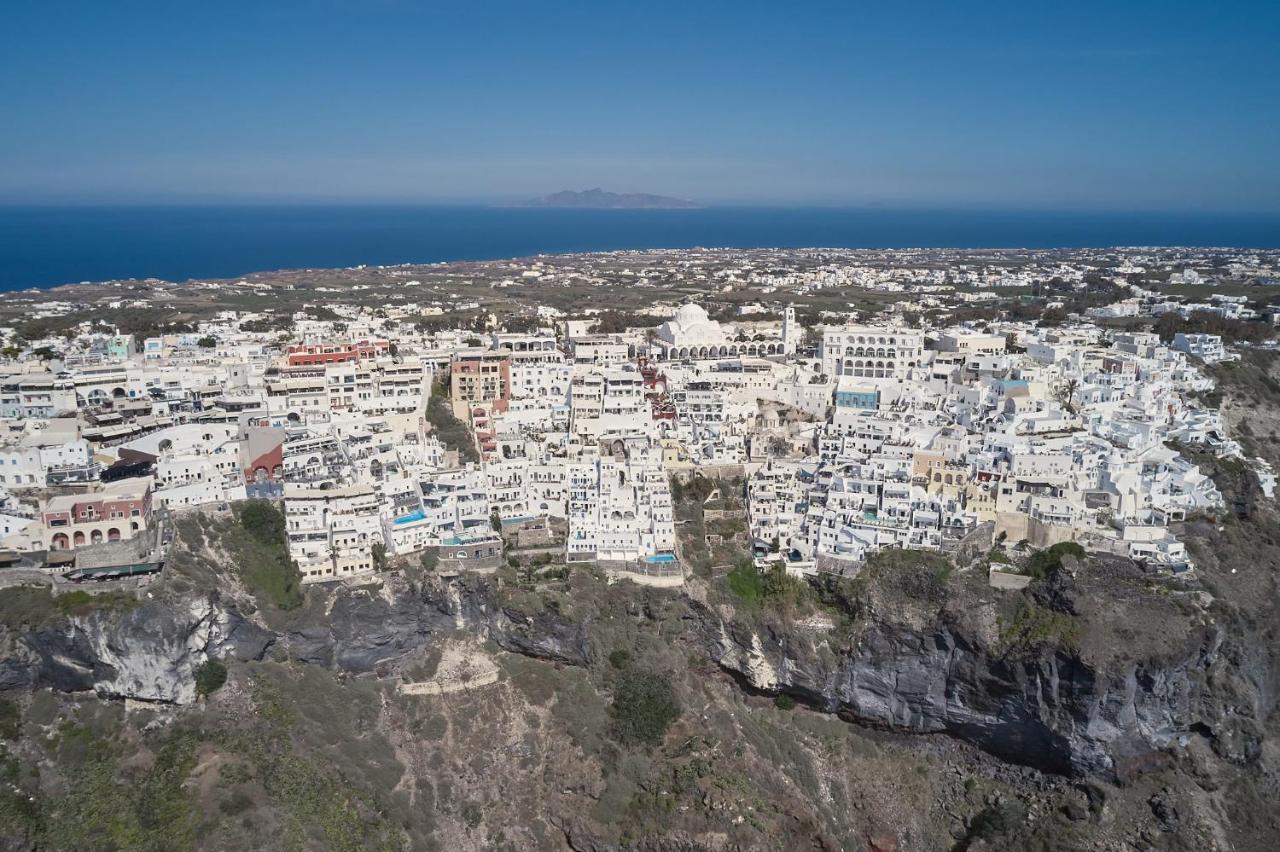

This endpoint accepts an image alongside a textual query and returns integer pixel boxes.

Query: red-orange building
[286,339,389,367]
[449,350,511,417]
[43,481,152,550]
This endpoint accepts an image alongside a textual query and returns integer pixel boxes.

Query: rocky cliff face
[707,612,1196,777]
[700,556,1276,781]
[284,576,592,671]
[3,577,591,705]
[1,556,1271,789]
[5,598,273,703]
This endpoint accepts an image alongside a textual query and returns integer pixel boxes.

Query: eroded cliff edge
[0,494,1276,849]
[5,531,1272,785]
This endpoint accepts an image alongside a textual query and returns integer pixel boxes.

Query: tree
[307,305,341,321]
[1039,307,1068,327]
[239,500,286,545]
[197,336,217,348]
[194,659,228,697]
[372,541,388,572]
[668,475,684,503]
[1055,378,1080,415]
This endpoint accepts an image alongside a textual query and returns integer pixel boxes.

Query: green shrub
[1026,541,1086,579]
[0,587,59,630]
[861,549,954,605]
[963,799,1030,846]
[228,502,303,610]
[53,590,140,619]
[0,587,140,629]
[773,694,796,711]
[0,698,19,740]
[609,669,680,748]
[726,562,765,607]
[608,649,632,670]
[238,500,285,545]
[426,380,479,464]
[997,599,1080,657]
[726,559,812,613]
[194,660,228,697]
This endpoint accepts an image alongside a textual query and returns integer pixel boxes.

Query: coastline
[3,205,1279,292]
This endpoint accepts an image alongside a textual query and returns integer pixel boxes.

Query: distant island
[512,188,701,209]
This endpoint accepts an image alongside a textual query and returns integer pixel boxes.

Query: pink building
[43,480,152,550]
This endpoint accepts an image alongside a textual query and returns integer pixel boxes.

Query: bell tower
[782,304,798,354]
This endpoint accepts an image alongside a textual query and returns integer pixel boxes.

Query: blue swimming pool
[644,554,677,563]
[393,509,426,525]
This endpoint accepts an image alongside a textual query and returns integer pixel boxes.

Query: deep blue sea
[1,205,1277,291]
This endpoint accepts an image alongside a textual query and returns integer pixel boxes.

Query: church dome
[673,303,709,329]
[657,301,728,349]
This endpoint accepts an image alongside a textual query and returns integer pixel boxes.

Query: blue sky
[1,1,1277,209]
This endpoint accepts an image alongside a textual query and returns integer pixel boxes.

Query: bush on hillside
[194,660,228,697]
[1026,541,1086,579]
[609,669,680,748]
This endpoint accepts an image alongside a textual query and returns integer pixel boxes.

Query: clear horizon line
[1,198,1278,217]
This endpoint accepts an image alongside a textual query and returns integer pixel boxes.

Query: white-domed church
[653,303,792,361]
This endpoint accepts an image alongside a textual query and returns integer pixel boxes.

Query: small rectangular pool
[393,509,426,525]
[644,554,677,563]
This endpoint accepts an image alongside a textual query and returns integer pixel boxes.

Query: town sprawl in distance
[2,245,1280,849]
